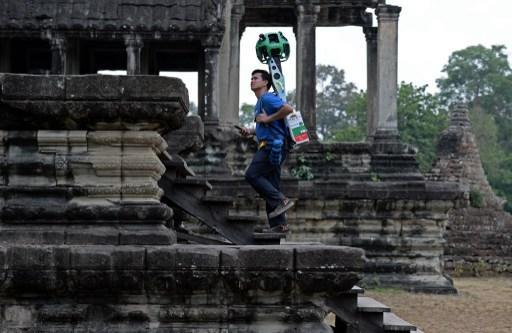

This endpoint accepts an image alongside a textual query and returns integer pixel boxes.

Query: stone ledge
[0,74,189,131]
[0,244,365,298]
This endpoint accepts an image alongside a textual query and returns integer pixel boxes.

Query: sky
[175,0,512,107]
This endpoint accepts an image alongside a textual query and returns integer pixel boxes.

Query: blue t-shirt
[254,92,287,142]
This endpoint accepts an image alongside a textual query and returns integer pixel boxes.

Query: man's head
[251,69,272,91]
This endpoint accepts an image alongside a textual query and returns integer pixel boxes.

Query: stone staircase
[159,156,423,333]
[327,286,422,333]
[159,155,284,245]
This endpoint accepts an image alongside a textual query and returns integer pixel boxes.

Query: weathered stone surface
[0,244,365,332]
[431,104,504,208]
[433,104,512,275]
[0,74,188,131]
[0,1,225,34]
[0,75,179,245]
[185,134,462,292]
[165,115,205,155]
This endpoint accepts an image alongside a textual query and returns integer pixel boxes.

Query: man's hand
[239,126,255,138]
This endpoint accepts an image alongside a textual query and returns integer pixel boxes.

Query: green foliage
[287,64,360,141]
[473,108,512,209]
[291,154,314,180]
[437,45,512,116]
[239,102,255,128]
[324,152,334,162]
[397,82,449,172]
[470,189,485,208]
[329,81,447,170]
[331,90,367,142]
[370,173,380,182]
[315,65,359,141]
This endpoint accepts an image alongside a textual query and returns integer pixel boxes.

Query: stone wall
[184,136,464,293]
[0,244,365,332]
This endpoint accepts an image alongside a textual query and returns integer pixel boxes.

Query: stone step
[163,154,196,177]
[252,232,285,245]
[383,312,416,332]
[160,176,255,245]
[176,231,231,245]
[169,177,213,190]
[201,195,235,204]
[357,296,391,313]
[226,214,262,223]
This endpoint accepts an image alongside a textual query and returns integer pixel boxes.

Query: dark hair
[251,69,272,90]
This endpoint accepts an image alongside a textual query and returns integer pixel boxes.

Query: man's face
[251,73,267,91]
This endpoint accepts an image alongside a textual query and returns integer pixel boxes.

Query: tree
[239,103,255,128]
[331,90,367,142]
[328,82,447,170]
[437,45,512,117]
[315,65,358,140]
[469,105,512,212]
[287,65,359,140]
[397,83,449,172]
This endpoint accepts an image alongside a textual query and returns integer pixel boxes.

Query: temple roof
[243,0,384,8]
[0,0,385,34]
[0,0,225,34]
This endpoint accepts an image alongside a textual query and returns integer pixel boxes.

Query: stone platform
[0,244,365,332]
[0,74,379,332]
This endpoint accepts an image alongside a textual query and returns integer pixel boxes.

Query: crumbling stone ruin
[432,104,512,275]
[5,0,510,331]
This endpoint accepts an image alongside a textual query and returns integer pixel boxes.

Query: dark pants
[245,147,287,227]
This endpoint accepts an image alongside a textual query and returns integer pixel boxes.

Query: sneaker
[268,198,295,219]
[254,224,289,234]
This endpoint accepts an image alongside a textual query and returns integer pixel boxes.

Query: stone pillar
[220,3,244,127]
[295,4,320,141]
[202,38,222,127]
[0,39,11,73]
[375,5,401,139]
[364,27,378,140]
[125,35,144,75]
[50,35,67,75]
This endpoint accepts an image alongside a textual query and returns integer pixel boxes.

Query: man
[239,69,295,233]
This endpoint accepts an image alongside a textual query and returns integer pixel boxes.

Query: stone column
[0,39,11,73]
[364,27,378,140]
[125,35,144,75]
[50,35,67,74]
[222,3,245,127]
[202,37,222,127]
[375,5,401,139]
[295,4,320,141]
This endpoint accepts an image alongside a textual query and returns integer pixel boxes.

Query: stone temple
[1,0,511,332]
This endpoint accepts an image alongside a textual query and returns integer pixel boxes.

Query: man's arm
[255,104,293,124]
